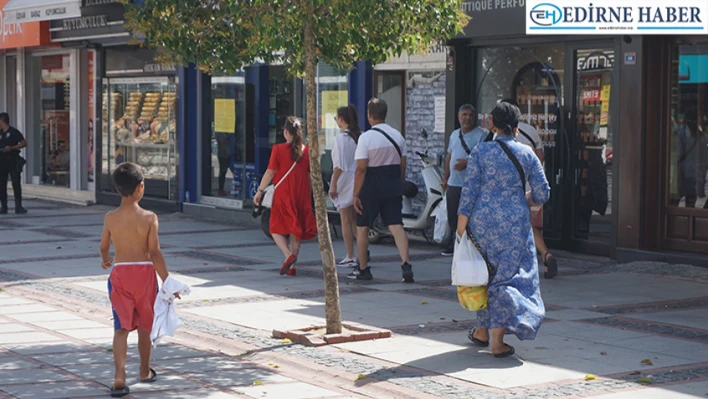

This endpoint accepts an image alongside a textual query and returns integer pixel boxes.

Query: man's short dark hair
[0,113,9,125]
[367,98,388,121]
[112,162,144,197]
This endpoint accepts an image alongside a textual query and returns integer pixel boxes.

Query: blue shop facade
[178,61,373,215]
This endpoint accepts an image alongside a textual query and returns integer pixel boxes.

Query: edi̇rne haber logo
[526,0,708,34]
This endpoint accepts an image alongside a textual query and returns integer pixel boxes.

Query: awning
[3,0,81,24]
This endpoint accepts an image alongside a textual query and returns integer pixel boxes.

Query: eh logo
[530,3,563,26]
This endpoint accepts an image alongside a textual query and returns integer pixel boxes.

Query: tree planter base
[273,323,392,347]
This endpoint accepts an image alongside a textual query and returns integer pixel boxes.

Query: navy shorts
[356,196,403,228]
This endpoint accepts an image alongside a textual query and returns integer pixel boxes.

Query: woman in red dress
[254,116,317,276]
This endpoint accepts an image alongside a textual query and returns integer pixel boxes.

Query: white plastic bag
[433,198,450,244]
[451,231,489,286]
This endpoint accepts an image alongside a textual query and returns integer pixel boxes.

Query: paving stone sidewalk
[1,200,708,399]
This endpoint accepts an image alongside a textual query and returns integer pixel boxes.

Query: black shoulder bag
[371,127,402,158]
[458,130,472,155]
[496,140,526,194]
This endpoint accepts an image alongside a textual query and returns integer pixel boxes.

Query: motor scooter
[368,129,444,244]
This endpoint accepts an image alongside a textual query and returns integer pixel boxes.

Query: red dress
[268,143,317,240]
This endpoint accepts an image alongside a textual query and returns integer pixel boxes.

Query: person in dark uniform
[0,113,27,214]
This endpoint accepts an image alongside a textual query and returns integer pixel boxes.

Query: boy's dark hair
[0,113,9,125]
[367,97,388,121]
[112,162,144,197]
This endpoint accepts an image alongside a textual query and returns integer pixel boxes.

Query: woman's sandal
[467,328,489,347]
[493,344,515,358]
[543,252,558,279]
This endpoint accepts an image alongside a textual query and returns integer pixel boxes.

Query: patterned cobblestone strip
[260,267,397,285]
[159,227,245,236]
[0,253,96,266]
[397,287,459,302]
[603,262,708,283]
[391,320,478,336]
[7,276,708,399]
[29,227,93,238]
[175,250,267,266]
[0,238,77,246]
[198,242,274,250]
[586,296,708,315]
[180,286,375,308]
[579,317,708,343]
[0,220,28,228]
[295,252,442,267]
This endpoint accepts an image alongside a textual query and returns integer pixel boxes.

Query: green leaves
[123,0,469,76]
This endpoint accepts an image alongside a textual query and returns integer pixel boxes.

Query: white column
[69,49,81,190]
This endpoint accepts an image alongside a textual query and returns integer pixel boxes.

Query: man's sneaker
[14,207,27,215]
[336,258,357,268]
[0,208,7,215]
[347,267,361,277]
[348,267,373,281]
[441,248,454,257]
[401,262,414,283]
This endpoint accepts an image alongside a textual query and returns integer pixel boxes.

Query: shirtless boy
[100,162,176,397]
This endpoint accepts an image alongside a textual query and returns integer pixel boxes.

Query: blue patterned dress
[458,134,551,340]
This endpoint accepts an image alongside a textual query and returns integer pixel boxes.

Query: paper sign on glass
[214,99,236,133]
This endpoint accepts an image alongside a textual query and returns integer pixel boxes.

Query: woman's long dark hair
[336,104,362,143]
[284,116,304,161]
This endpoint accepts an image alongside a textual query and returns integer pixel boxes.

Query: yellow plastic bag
[457,285,488,311]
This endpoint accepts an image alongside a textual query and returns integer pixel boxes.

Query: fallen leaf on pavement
[641,359,653,366]
[452,319,458,323]
[628,371,641,375]
[281,338,292,344]
[253,380,263,386]
[592,305,598,308]
[600,352,608,356]
[356,374,366,381]
[268,362,274,366]
[274,365,280,369]
[638,377,652,384]
[421,301,429,305]
[585,374,597,381]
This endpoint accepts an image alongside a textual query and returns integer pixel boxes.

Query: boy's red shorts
[107,262,157,332]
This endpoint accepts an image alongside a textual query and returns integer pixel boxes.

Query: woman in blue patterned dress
[457,102,551,358]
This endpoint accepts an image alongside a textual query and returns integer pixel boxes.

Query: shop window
[669,44,708,210]
[102,78,178,199]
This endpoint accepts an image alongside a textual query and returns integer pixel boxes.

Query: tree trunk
[303,18,342,334]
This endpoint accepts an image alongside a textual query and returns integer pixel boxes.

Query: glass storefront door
[569,46,616,250]
[208,75,246,200]
[28,53,72,187]
[374,71,405,134]
[101,77,178,200]
[475,45,566,243]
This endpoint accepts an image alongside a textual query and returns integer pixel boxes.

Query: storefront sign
[624,52,637,65]
[62,15,107,30]
[526,0,708,35]
[214,99,236,133]
[461,0,526,38]
[143,63,176,73]
[321,90,347,130]
[50,0,127,44]
[3,0,81,24]
[0,0,51,48]
[600,85,611,125]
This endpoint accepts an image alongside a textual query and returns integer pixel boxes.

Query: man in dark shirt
[0,113,27,214]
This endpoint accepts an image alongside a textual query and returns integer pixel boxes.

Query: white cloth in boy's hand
[151,275,190,346]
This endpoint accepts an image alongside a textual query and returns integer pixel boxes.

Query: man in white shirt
[351,98,414,283]
[503,98,558,278]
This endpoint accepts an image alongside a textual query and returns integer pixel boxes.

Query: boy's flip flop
[543,253,558,279]
[110,385,130,397]
[140,368,158,383]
